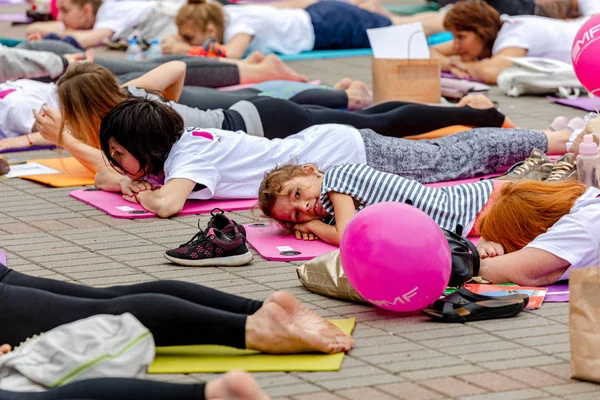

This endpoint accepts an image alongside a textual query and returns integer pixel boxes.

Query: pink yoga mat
[70,188,257,219]
[547,96,600,112]
[0,13,32,23]
[441,71,483,83]
[244,223,337,261]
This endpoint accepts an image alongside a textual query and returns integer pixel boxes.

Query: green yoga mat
[0,37,24,47]
[385,3,439,15]
[148,318,356,374]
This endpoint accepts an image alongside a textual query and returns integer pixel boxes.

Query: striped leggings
[359,127,547,183]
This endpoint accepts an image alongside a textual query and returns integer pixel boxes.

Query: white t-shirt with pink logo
[153,124,367,200]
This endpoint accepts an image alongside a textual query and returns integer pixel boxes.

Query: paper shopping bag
[372,58,441,104]
[570,265,600,382]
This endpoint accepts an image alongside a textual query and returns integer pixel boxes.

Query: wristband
[25,134,33,147]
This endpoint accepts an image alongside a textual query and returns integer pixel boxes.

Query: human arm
[478,247,570,286]
[293,192,356,246]
[62,28,114,49]
[455,47,527,84]
[122,61,187,102]
[128,178,196,218]
[222,33,253,60]
[430,41,456,71]
[94,166,154,196]
[26,21,64,36]
[0,132,53,152]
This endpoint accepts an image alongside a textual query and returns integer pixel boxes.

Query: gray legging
[359,127,548,183]
[17,40,240,88]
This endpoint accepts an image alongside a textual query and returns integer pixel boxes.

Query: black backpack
[443,226,480,287]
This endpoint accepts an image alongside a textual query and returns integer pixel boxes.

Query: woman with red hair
[430,0,589,84]
[477,179,600,286]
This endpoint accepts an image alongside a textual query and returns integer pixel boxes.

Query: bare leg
[237,54,308,83]
[245,291,355,354]
[255,0,316,8]
[205,371,271,400]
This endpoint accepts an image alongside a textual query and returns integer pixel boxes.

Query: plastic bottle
[577,134,600,188]
[126,38,145,62]
[145,39,163,60]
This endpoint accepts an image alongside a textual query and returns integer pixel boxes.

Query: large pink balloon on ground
[339,202,452,312]
[572,15,600,93]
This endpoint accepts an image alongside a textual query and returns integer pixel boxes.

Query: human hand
[32,105,63,144]
[64,49,95,65]
[122,193,139,204]
[293,221,318,241]
[27,32,43,41]
[0,344,11,356]
[161,39,192,55]
[125,180,153,196]
[477,238,504,259]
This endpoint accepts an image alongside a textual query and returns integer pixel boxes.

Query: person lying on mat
[162,0,448,58]
[438,0,600,19]
[11,39,310,89]
[430,0,589,84]
[25,0,178,49]
[0,371,272,400]
[94,96,570,218]
[0,261,354,353]
[476,179,600,286]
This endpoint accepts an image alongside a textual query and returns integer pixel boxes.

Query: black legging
[0,265,263,348]
[0,378,205,400]
[245,97,507,139]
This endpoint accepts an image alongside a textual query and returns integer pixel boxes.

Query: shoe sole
[164,251,253,267]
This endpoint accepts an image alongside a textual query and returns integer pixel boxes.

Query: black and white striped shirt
[319,164,494,235]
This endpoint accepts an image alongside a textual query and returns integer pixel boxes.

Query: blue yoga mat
[0,37,24,47]
[276,32,453,61]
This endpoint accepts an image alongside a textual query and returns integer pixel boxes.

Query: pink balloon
[339,202,451,312]
[572,15,600,93]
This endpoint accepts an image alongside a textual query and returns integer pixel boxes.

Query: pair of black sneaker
[164,209,253,267]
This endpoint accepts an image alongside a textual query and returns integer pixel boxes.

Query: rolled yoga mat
[148,317,355,373]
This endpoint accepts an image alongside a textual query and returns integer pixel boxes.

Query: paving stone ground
[1,1,598,398]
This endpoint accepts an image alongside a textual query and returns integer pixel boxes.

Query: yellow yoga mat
[21,158,95,187]
[148,318,356,374]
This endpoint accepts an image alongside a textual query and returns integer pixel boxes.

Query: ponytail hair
[176,0,226,43]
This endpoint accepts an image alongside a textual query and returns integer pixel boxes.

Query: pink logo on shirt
[0,89,16,99]
[192,131,214,140]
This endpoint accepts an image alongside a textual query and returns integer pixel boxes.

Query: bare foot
[357,0,390,17]
[0,344,11,355]
[262,54,308,82]
[457,94,494,109]
[333,77,353,91]
[346,81,373,110]
[245,291,355,354]
[205,371,270,400]
[245,51,266,65]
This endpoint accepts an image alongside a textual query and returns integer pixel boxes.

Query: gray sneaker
[496,148,553,181]
[545,153,577,182]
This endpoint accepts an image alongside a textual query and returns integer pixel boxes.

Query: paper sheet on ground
[3,162,60,178]
[367,23,430,59]
[149,318,356,373]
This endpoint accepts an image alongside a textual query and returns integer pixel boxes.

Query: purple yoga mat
[441,71,483,83]
[0,252,6,266]
[0,145,56,154]
[0,13,32,23]
[547,96,600,112]
[544,282,569,302]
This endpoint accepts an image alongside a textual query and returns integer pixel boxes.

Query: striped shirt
[319,164,494,235]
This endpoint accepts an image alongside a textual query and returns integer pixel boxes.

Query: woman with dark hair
[430,0,589,83]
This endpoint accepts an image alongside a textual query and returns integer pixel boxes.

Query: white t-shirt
[151,124,366,199]
[492,16,588,63]
[526,187,600,280]
[223,4,315,55]
[578,0,600,16]
[94,0,155,35]
[0,80,58,139]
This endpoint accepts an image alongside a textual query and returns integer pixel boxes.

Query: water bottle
[145,39,163,60]
[577,134,600,188]
[126,38,145,62]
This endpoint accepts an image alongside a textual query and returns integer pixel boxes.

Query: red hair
[477,179,586,253]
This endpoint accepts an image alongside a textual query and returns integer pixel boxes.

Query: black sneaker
[206,208,246,238]
[164,226,253,267]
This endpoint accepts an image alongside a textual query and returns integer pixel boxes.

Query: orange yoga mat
[404,120,515,140]
[20,158,95,187]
